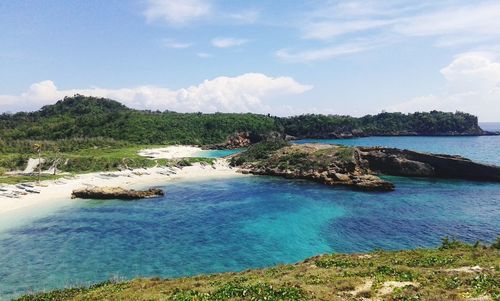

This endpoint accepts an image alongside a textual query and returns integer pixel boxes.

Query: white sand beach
[138,145,205,159]
[0,146,244,216]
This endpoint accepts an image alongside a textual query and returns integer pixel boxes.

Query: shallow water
[294,136,500,165]
[0,176,498,300]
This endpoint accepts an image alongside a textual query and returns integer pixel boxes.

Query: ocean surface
[0,136,499,300]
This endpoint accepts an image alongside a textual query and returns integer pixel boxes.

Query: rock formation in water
[358,147,500,182]
[232,142,500,191]
[71,187,164,200]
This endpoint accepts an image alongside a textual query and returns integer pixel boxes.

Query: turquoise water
[0,176,499,299]
[0,136,499,299]
[294,136,500,165]
[193,148,245,158]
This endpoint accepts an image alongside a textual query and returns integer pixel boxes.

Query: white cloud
[388,54,500,121]
[394,3,500,39]
[211,37,249,48]
[276,38,387,62]
[144,0,211,26]
[160,38,193,49]
[292,1,500,62]
[0,74,313,114]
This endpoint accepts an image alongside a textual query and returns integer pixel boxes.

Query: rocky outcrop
[204,132,252,150]
[71,187,164,200]
[237,144,395,191]
[224,132,252,149]
[359,147,500,182]
[245,167,395,191]
[234,142,500,192]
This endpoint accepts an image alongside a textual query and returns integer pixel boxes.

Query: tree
[33,143,42,183]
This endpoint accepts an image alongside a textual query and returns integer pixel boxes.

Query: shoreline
[0,156,243,217]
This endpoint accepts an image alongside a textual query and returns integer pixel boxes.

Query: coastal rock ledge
[231,141,500,192]
[71,187,164,200]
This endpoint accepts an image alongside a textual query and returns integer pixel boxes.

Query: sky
[0,0,499,121]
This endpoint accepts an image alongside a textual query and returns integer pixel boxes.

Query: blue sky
[1,0,499,121]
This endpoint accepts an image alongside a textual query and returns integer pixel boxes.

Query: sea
[0,136,499,300]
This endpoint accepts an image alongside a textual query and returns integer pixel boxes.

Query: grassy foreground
[15,239,500,301]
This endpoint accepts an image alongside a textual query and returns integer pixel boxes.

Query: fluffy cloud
[211,37,249,48]
[0,73,312,114]
[388,54,500,121]
[143,0,211,26]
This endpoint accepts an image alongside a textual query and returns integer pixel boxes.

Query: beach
[0,146,242,216]
[138,145,205,159]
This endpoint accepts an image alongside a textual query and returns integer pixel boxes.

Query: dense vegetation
[0,95,279,146]
[281,111,483,137]
[15,238,500,301]
[0,95,484,149]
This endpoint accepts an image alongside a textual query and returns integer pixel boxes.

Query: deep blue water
[0,136,499,300]
[294,136,500,165]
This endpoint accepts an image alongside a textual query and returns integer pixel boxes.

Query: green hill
[0,95,485,147]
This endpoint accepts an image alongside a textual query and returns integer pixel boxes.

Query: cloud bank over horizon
[0,73,312,115]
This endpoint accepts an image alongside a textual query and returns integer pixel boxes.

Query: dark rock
[359,147,500,182]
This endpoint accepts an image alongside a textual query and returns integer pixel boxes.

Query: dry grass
[15,242,500,301]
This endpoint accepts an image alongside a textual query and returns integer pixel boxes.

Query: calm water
[295,136,500,165]
[0,136,499,299]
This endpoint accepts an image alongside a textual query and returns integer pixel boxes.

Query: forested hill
[0,95,485,145]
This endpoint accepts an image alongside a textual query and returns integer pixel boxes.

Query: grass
[14,239,500,301]
[0,145,216,183]
[0,174,64,185]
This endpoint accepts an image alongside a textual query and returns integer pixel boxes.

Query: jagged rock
[71,187,164,200]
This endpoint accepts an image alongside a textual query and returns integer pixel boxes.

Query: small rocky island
[71,187,164,200]
[230,140,500,191]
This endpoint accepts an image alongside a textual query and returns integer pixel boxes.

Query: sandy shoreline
[0,146,244,216]
[138,145,205,159]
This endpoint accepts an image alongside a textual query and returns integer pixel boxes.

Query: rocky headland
[231,141,500,191]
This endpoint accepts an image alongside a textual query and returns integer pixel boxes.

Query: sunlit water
[0,137,499,300]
